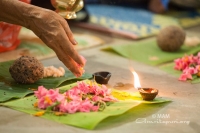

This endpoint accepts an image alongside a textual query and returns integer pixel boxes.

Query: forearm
[0,0,28,26]
[0,0,51,28]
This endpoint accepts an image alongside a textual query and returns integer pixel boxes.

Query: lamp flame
[132,71,141,89]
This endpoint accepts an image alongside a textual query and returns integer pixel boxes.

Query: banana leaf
[0,61,92,102]
[1,82,171,130]
[95,102,170,129]
[2,96,140,130]
[102,39,200,66]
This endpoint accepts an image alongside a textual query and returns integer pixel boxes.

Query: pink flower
[183,67,197,75]
[174,52,200,82]
[34,87,64,109]
[34,86,48,99]
[197,52,200,58]
[179,71,193,81]
[101,85,112,96]
[102,96,118,102]
[79,100,93,112]
[37,96,52,109]
[56,94,65,102]
[90,86,100,95]
[66,101,80,113]
[65,88,81,101]
[192,56,199,64]
[47,89,61,102]
[34,81,118,114]
[59,100,68,112]
[75,81,90,94]
[91,106,99,112]
[92,95,100,102]
[196,65,200,72]
[174,58,187,70]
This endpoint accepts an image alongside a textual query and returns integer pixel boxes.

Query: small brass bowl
[138,88,158,101]
[92,71,111,84]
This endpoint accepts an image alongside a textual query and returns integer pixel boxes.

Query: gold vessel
[51,0,84,19]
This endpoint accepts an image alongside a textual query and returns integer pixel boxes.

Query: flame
[132,71,141,89]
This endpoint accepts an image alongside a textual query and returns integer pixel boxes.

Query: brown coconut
[9,56,44,84]
[157,25,186,52]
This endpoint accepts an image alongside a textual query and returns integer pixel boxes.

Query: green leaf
[2,95,141,130]
[18,42,54,56]
[191,77,200,84]
[46,101,60,112]
[95,102,170,129]
[159,63,182,77]
[102,39,200,66]
[1,82,170,130]
[0,61,92,102]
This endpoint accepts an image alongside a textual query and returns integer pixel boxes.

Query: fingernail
[75,73,81,78]
[79,55,87,66]
[73,39,78,45]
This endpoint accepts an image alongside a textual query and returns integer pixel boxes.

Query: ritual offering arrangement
[157,25,186,52]
[33,80,118,115]
[0,59,170,130]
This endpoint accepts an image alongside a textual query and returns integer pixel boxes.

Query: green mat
[103,39,200,66]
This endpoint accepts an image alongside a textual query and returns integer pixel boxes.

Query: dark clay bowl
[92,71,111,84]
[138,88,158,101]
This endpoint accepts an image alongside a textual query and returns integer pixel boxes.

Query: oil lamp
[132,71,158,101]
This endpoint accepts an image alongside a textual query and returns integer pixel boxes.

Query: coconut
[156,25,186,52]
[9,56,44,84]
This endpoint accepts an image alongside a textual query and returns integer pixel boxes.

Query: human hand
[27,8,85,77]
[0,0,85,77]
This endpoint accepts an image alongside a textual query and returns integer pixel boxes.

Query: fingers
[48,28,85,76]
[60,18,78,45]
[55,50,83,77]
[58,35,85,67]
[56,23,85,67]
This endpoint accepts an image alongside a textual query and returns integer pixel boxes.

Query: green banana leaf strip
[1,81,171,130]
[2,96,140,130]
[0,61,92,102]
[2,95,170,129]
[95,102,170,129]
[102,39,200,66]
